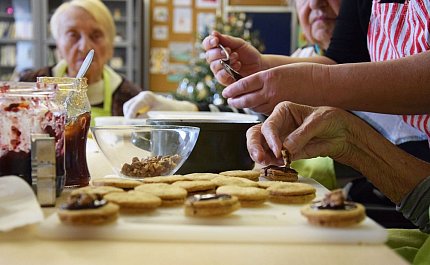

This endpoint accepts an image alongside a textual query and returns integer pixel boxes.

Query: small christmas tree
[174,12,265,105]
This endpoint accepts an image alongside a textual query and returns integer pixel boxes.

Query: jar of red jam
[0,82,66,195]
[37,77,91,187]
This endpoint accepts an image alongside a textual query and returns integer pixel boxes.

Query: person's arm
[321,51,430,114]
[247,101,430,230]
[248,101,430,231]
[112,78,143,116]
[261,54,335,68]
[18,66,53,82]
[202,31,336,86]
[223,50,430,115]
[247,101,430,204]
[123,91,198,118]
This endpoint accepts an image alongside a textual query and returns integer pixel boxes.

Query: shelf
[0,13,15,19]
[110,66,126,72]
[114,18,127,23]
[114,41,131,48]
[45,39,56,45]
[0,38,34,44]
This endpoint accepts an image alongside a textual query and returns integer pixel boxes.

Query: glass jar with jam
[37,77,91,187]
[0,82,67,194]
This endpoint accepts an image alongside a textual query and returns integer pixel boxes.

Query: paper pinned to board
[0,176,44,232]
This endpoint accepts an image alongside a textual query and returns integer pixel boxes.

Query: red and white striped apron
[367,0,430,139]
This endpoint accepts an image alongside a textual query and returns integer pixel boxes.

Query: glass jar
[37,77,91,187]
[0,82,67,195]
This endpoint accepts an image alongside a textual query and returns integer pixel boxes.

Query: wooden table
[0,140,409,265]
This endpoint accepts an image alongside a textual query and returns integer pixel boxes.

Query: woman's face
[296,0,341,50]
[56,7,113,83]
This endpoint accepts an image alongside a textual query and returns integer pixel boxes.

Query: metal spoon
[219,44,231,65]
[218,44,243,81]
[76,49,94,78]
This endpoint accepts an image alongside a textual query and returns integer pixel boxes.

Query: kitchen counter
[0,232,409,265]
[0,140,409,265]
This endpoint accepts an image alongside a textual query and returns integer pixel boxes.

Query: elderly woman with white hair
[19,0,143,117]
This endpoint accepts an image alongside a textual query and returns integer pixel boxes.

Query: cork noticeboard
[148,0,219,93]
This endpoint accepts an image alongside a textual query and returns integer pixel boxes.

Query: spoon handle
[76,49,95,78]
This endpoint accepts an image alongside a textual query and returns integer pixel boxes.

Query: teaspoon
[76,49,94,78]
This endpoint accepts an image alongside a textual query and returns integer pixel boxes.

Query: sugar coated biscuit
[135,183,187,206]
[141,175,187,184]
[257,181,286,189]
[184,173,222,181]
[260,165,298,182]
[301,189,366,227]
[58,193,119,225]
[184,194,241,217]
[172,180,216,194]
[211,176,259,187]
[267,182,316,204]
[216,185,268,207]
[91,176,142,189]
[104,191,162,212]
[71,186,124,197]
[219,170,260,181]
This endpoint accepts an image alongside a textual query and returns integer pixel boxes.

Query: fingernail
[209,38,216,47]
[283,138,297,155]
[222,89,229,97]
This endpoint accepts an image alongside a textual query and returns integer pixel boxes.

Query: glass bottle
[37,77,91,187]
[0,82,66,194]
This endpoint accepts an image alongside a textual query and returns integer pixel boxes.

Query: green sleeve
[397,176,430,233]
[387,229,428,264]
[413,233,430,265]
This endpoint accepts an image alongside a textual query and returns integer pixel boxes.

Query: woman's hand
[222,63,329,115]
[247,101,430,203]
[202,31,264,86]
[247,101,355,166]
[123,91,198,118]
